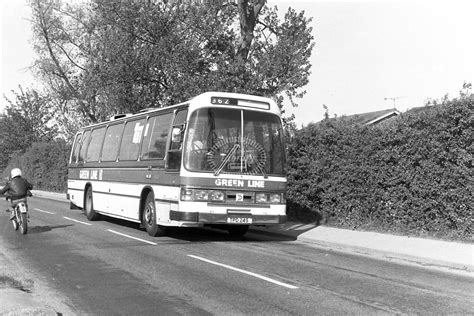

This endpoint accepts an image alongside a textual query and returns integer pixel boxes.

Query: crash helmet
[11,168,22,178]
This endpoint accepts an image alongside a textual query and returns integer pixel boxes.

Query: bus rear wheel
[84,187,100,221]
[143,193,166,237]
[227,225,249,237]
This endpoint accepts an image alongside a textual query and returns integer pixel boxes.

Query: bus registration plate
[227,217,253,224]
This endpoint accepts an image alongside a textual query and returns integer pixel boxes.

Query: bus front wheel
[143,193,166,237]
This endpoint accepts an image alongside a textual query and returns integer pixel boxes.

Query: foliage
[30,0,314,133]
[0,86,59,171]
[2,141,71,192]
[287,84,473,241]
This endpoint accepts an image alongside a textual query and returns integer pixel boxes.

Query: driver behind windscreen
[186,125,207,151]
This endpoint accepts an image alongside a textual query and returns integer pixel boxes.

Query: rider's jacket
[0,177,33,200]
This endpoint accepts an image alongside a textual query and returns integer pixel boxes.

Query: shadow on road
[165,226,298,242]
[95,213,318,243]
[28,224,74,234]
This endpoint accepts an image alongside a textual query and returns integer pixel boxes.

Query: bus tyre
[227,225,249,237]
[84,187,100,221]
[143,193,166,237]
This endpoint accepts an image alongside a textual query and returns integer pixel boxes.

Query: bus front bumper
[169,211,287,225]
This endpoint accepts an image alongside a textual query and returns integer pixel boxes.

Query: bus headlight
[255,193,268,203]
[209,190,225,202]
[180,188,225,202]
[269,193,281,203]
[256,193,284,204]
[194,190,209,201]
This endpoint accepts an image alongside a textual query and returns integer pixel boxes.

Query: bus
[67,92,287,237]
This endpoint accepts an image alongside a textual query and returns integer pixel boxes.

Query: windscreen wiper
[257,165,268,179]
[214,143,240,176]
[246,152,268,179]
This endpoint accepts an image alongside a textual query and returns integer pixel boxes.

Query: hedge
[286,93,473,241]
[2,140,71,193]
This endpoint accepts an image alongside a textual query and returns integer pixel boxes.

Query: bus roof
[79,92,280,130]
[188,92,280,115]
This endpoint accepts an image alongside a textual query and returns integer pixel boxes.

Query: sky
[1,0,473,126]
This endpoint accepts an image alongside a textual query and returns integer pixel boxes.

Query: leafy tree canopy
[0,86,58,170]
[30,0,315,130]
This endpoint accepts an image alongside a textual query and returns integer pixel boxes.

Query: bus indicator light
[180,189,193,201]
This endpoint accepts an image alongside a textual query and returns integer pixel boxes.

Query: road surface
[1,197,473,315]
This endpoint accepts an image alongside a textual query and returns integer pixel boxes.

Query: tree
[237,0,265,61]
[30,0,314,129]
[0,86,58,170]
[30,0,99,125]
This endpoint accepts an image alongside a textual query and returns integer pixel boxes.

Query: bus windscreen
[184,108,286,176]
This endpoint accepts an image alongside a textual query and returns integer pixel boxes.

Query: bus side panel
[102,183,142,220]
[68,179,87,209]
[155,202,171,223]
[88,180,105,212]
[74,181,140,221]
[153,184,179,225]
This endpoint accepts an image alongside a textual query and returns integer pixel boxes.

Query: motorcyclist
[0,168,33,220]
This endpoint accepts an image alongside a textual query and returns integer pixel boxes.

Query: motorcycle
[7,196,29,235]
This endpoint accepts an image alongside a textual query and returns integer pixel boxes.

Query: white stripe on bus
[188,254,298,289]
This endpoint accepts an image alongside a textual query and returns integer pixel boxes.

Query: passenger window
[119,119,145,161]
[79,130,91,162]
[141,113,172,160]
[71,133,82,163]
[101,124,123,162]
[86,127,106,162]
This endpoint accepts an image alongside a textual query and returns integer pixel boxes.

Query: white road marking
[34,208,55,214]
[188,255,299,289]
[63,216,92,226]
[107,229,157,245]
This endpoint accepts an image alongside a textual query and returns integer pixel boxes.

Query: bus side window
[141,112,172,160]
[86,127,106,162]
[101,123,124,162]
[78,130,91,163]
[70,133,82,164]
[166,108,188,170]
[119,119,146,161]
